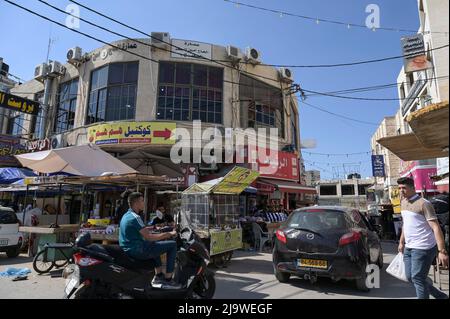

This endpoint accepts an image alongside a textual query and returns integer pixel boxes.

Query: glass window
[55,79,78,133]
[7,114,24,136]
[157,62,223,124]
[87,62,139,124]
[239,74,284,138]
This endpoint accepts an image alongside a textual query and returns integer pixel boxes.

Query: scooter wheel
[192,271,215,299]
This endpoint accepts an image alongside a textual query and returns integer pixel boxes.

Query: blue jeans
[404,246,448,299]
[130,240,177,274]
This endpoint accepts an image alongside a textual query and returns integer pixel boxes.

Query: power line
[303,151,372,157]
[304,76,449,97]
[224,0,449,35]
[66,0,283,86]
[300,100,382,126]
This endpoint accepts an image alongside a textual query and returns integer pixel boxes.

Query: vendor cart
[181,167,259,267]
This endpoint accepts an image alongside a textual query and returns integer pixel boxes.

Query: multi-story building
[316,177,375,212]
[305,170,321,187]
[2,35,314,207]
[370,117,403,201]
[378,0,448,194]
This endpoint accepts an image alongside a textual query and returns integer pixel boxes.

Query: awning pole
[55,183,62,227]
[144,186,149,224]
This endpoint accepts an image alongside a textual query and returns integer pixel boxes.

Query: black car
[272,206,383,291]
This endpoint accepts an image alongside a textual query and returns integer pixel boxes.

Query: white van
[0,206,23,258]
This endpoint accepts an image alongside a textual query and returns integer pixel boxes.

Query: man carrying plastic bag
[386,252,408,282]
[396,177,448,299]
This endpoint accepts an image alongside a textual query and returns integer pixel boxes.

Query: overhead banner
[212,166,260,194]
[0,92,40,116]
[88,122,176,145]
[371,155,385,177]
[401,34,433,73]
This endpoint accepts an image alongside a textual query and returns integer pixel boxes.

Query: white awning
[15,144,137,176]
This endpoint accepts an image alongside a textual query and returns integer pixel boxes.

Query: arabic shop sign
[171,39,212,60]
[88,122,176,145]
[371,155,385,177]
[0,134,27,166]
[401,34,433,73]
[0,92,40,116]
[26,138,52,152]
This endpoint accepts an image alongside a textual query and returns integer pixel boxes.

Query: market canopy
[377,133,449,161]
[407,101,449,150]
[183,166,260,195]
[259,178,317,194]
[14,144,137,176]
[0,167,37,184]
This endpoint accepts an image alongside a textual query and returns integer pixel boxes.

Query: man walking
[397,177,448,299]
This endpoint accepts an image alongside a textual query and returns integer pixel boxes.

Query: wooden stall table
[19,224,80,257]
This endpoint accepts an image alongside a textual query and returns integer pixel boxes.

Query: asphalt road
[0,241,448,299]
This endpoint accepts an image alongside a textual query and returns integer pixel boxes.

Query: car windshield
[287,210,347,232]
[0,209,18,224]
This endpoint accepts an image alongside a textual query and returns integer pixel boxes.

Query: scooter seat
[102,245,157,270]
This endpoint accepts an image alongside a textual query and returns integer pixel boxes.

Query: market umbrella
[0,167,37,185]
[15,144,137,176]
[118,151,183,178]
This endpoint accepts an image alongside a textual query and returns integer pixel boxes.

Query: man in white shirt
[398,177,448,299]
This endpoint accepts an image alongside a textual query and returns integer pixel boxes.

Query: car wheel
[275,269,291,283]
[6,245,21,258]
[355,261,370,292]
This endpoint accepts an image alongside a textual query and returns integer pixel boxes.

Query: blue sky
[0,0,424,178]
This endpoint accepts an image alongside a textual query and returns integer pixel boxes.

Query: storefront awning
[377,133,449,161]
[407,101,449,150]
[259,178,317,194]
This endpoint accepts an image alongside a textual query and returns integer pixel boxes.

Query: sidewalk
[382,240,449,295]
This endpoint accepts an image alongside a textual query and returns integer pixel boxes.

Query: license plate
[298,259,328,269]
[65,275,79,295]
[0,239,8,246]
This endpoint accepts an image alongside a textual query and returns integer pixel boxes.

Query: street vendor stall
[181,167,259,267]
[68,173,176,244]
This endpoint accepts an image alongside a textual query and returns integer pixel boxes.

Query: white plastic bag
[386,253,408,282]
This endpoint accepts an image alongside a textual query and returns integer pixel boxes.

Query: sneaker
[161,278,182,290]
[151,273,165,288]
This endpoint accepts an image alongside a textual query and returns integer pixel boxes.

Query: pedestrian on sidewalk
[397,177,449,299]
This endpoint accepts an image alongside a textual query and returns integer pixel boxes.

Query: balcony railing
[401,71,427,116]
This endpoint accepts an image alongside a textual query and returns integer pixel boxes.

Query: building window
[341,185,355,196]
[32,91,44,139]
[157,62,223,123]
[358,185,367,195]
[55,79,78,133]
[240,74,284,138]
[320,185,337,196]
[87,62,138,124]
[7,114,24,136]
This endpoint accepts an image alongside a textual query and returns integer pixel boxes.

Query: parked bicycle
[33,242,74,274]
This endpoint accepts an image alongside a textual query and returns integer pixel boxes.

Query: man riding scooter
[119,192,181,289]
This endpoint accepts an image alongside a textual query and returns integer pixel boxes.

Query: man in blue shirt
[119,192,181,289]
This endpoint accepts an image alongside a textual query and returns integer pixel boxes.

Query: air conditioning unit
[226,45,242,61]
[279,67,294,83]
[48,61,66,77]
[151,32,170,47]
[245,47,261,64]
[34,63,48,81]
[51,134,65,149]
[67,47,83,63]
